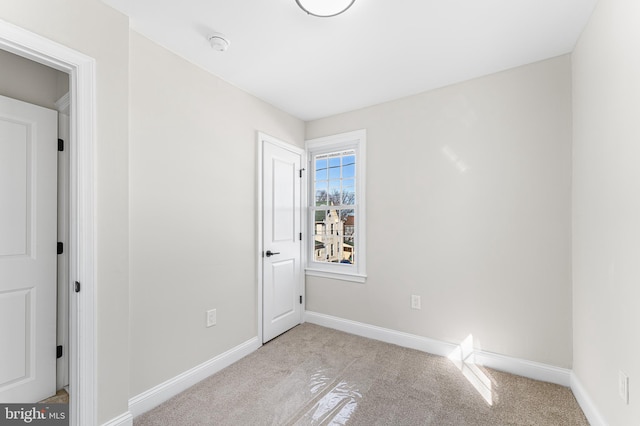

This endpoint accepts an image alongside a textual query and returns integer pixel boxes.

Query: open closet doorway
[0,21,97,426]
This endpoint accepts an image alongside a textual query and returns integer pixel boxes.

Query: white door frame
[257,132,306,345]
[55,94,70,392]
[0,20,97,426]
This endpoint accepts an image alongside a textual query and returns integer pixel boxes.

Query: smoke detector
[208,32,230,52]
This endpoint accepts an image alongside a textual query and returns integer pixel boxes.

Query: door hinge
[57,242,63,255]
[58,138,64,152]
[299,168,305,178]
[299,295,303,304]
[74,281,81,293]
[57,345,63,359]
[299,232,302,241]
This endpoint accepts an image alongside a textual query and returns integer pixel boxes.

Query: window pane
[314,210,327,234]
[342,179,355,205]
[315,182,328,206]
[313,210,326,262]
[328,181,341,205]
[341,209,355,265]
[342,155,355,178]
[315,158,328,181]
[328,156,341,179]
[314,210,327,261]
[313,208,355,264]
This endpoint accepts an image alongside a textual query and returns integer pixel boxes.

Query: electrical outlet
[206,309,217,327]
[619,370,629,404]
[411,295,421,310]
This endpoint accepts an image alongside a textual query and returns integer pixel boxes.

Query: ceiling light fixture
[208,32,230,52]
[295,0,355,17]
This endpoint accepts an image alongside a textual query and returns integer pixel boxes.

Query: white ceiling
[102,0,598,121]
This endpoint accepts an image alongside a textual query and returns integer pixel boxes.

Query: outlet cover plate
[206,309,217,327]
[411,295,421,310]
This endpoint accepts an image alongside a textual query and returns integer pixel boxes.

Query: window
[306,130,366,283]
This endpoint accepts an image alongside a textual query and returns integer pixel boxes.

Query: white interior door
[0,95,58,402]
[262,136,303,343]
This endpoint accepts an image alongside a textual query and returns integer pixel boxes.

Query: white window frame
[305,129,366,283]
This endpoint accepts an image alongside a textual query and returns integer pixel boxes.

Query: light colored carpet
[39,388,69,404]
[134,323,589,425]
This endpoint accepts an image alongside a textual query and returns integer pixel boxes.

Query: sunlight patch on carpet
[448,334,493,405]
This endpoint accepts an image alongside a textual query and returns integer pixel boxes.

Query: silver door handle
[265,250,280,257]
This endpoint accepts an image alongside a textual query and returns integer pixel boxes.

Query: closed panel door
[262,138,302,343]
[0,95,57,402]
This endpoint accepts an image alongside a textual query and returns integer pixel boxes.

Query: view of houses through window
[313,149,356,264]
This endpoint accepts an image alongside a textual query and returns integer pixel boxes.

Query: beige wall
[0,1,130,423]
[7,1,637,423]
[306,55,573,368]
[128,31,304,395]
[1,2,304,419]
[0,49,68,109]
[572,0,640,423]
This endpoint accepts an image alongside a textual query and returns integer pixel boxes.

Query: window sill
[305,268,367,283]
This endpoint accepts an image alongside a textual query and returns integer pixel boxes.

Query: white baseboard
[304,311,458,357]
[305,311,571,386]
[101,411,133,426]
[570,372,608,426]
[473,350,571,386]
[129,337,261,418]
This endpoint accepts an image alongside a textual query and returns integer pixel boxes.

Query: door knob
[265,250,280,257]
